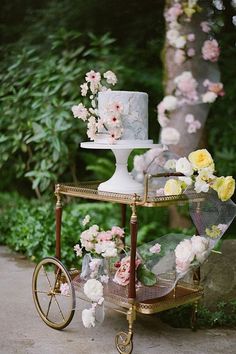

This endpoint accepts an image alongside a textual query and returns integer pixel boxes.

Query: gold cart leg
[115,304,136,354]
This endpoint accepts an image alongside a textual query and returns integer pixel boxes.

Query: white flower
[80,83,88,96]
[175,239,195,273]
[82,308,95,328]
[60,282,70,296]
[202,91,218,103]
[156,188,165,196]
[176,157,193,177]
[100,275,109,284]
[167,29,180,44]
[71,103,89,121]
[85,70,101,84]
[179,176,193,186]
[89,259,103,272]
[74,244,83,257]
[95,241,117,258]
[82,214,91,226]
[194,176,210,193]
[175,36,187,49]
[160,127,180,145]
[149,243,161,254]
[164,159,177,170]
[185,114,194,124]
[84,279,103,302]
[162,95,178,111]
[133,154,146,172]
[191,235,209,263]
[198,166,215,181]
[103,71,117,85]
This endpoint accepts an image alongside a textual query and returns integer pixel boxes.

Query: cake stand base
[81,141,162,195]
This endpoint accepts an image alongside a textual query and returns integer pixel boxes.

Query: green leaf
[137,264,157,286]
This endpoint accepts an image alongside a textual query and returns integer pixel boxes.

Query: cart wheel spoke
[32,257,76,330]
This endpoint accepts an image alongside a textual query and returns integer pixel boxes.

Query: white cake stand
[81,141,163,194]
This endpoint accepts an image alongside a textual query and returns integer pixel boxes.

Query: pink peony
[113,256,141,286]
[111,226,125,238]
[97,231,112,242]
[202,39,220,62]
[174,71,198,101]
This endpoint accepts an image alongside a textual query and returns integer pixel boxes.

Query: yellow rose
[212,176,235,201]
[164,179,182,196]
[188,149,214,170]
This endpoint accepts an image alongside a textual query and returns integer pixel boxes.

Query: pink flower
[208,82,225,96]
[113,256,141,286]
[165,3,183,22]
[97,231,112,242]
[149,243,161,254]
[80,83,88,96]
[187,33,195,42]
[85,70,101,84]
[174,71,198,101]
[103,71,117,85]
[185,114,194,124]
[174,49,186,65]
[109,127,123,143]
[187,48,195,57]
[74,244,83,257]
[111,226,125,238]
[200,21,211,33]
[109,101,124,114]
[202,39,220,62]
[60,282,70,296]
[106,113,121,126]
[71,103,88,121]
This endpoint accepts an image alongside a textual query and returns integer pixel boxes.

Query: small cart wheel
[32,257,75,330]
[115,332,133,354]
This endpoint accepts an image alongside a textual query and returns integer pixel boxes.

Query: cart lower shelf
[72,273,203,315]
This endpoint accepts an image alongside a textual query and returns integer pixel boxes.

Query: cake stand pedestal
[81,141,162,194]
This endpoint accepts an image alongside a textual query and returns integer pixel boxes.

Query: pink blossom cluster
[174,71,198,102]
[200,21,211,33]
[185,114,201,134]
[202,39,220,62]
[74,223,125,259]
[175,235,209,273]
[202,79,224,103]
[99,100,124,143]
[71,70,123,142]
[113,256,142,286]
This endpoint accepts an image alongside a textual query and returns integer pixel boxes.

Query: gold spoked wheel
[32,257,76,330]
[115,332,133,354]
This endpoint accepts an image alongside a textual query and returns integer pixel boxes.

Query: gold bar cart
[32,174,204,354]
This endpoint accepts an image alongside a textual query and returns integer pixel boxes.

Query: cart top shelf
[55,181,205,207]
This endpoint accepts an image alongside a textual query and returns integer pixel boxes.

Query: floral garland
[71,70,126,143]
[158,0,224,145]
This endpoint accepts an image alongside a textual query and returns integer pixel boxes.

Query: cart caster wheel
[115,332,133,354]
[32,257,75,330]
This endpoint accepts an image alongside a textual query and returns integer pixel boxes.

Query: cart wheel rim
[32,257,76,330]
[115,332,133,354]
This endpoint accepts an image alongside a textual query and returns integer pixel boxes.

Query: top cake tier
[98,91,148,141]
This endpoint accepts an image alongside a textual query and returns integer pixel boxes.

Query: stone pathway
[1,245,236,354]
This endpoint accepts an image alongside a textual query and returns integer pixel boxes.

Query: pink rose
[97,231,112,242]
[202,39,220,62]
[113,256,141,286]
[165,3,183,22]
[174,49,186,65]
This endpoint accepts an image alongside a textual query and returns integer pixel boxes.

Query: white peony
[202,91,217,103]
[82,308,95,328]
[133,154,146,172]
[194,176,210,193]
[84,279,103,302]
[162,95,178,111]
[160,127,180,145]
[191,235,209,263]
[176,157,193,177]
